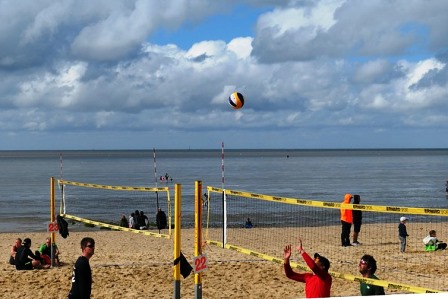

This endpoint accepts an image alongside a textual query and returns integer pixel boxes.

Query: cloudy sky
[1,0,447,150]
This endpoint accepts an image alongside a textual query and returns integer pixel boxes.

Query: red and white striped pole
[153,148,159,209]
[221,142,224,189]
[60,152,63,180]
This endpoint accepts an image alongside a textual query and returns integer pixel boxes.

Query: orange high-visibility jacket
[340,193,353,223]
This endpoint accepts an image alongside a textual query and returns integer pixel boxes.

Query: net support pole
[194,181,203,299]
[50,177,56,268]
[173,184,181,299]
[221,142,225,248]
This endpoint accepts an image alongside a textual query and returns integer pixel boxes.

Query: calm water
[1,149,448,232]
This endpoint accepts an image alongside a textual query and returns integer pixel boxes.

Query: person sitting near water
[423,230,447,251]
[119,214,129,228]
[39,237,61,266]
[15,238,49,270]
[156,208,167,233]
[245,218,253,228]
[138,211,149,230]
[133,210,140,229]
[129,212,135,229]
[9,237,22,265]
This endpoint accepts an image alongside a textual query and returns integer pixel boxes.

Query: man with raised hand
[283,238,332,298]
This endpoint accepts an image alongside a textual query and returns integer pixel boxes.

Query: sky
[1,0,448,150]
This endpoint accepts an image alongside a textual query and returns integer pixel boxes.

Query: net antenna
[153,148,159,209]
[59,152,66,215]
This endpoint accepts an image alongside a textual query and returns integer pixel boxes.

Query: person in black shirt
[156,208,167,233]
[398,217,409,253]
[68,237,95,299]
[352,195,362,245]
[119,214,128,228]
[15,238,47,270]
[138,211,148,229]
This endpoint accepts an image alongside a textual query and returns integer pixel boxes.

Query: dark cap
[23,238,31,246]
[314,253,330,271]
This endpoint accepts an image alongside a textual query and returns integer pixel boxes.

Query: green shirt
[360,274,385,296]
[39,243,58,256]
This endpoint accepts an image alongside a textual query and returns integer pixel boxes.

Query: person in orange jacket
[340,193,353,247]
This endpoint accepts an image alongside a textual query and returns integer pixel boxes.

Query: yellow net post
[50,177,56,268]
[173,184,181,299]
[194,181,203,299]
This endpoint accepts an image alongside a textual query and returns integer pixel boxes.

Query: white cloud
[227,37,253,59]
[404,58,445,88]
[0,0,448,149]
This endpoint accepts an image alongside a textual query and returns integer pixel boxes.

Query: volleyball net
[57,179,172,238]
[204,187,448,293]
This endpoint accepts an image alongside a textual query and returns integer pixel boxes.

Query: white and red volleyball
[228,92,245,109]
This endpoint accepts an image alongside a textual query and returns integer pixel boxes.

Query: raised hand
[297,238,303,254]
[284,244,292,261]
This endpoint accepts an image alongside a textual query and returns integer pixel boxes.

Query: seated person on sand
[245,218,253,228]
[15,238,49,270]
[138,211,149,230]
[423,230,447,251]
[39,237,61,266]
[156,208,167,233]
[120,214,129,228]
[9,237,22,265]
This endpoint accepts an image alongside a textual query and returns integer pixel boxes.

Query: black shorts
[16,262,33,270]
[353,222,362,233]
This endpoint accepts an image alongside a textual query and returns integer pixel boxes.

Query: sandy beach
[1,224,447,299]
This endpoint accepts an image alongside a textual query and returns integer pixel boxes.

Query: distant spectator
[398,217,409,253]
[423,230,447,251]
[120,214,129,228]
[352,194,362,246]
[245,218,253,228]
[132,210,140,229]
[138,211,148,230]
[340,193,353,247]
[156,208,167,233]
[358,254,385,296]
[9,238,22,265]
[129,212,135,229]
[202,193,208,208]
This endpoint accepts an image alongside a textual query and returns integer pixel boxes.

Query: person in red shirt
[284,238,332,298]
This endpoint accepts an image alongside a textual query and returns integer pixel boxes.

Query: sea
[1,149,448,233]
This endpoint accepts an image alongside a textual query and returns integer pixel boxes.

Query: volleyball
[228,92,245,109]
